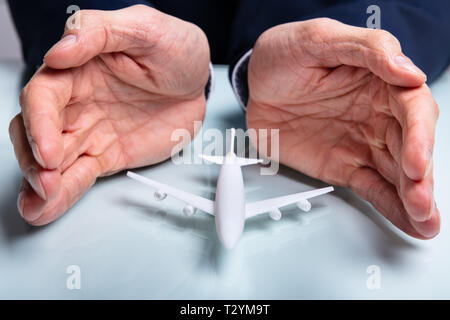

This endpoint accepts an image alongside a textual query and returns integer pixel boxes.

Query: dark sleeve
[7,0,149,81]
[229,0,450,108]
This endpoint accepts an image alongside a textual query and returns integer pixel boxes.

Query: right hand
[9,5,211,225]
[246,19,440,239]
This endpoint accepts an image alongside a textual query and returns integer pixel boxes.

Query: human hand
[247,18,440,239]
[9,5,210,225]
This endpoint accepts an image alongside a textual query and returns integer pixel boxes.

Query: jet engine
[154,190,167,201]
[269,208,282,221]
[183,204,197,216]
[296,198,311,212]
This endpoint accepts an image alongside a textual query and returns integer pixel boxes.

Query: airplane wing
[127,171,215,215]
[245,186,334,219]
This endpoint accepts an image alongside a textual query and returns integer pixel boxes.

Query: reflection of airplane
[127,128,334,249]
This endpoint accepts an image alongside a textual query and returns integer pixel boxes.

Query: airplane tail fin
[228,128,236,155]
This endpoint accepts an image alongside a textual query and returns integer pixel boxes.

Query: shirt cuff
[205,62,215,102]
[231,49,252,111]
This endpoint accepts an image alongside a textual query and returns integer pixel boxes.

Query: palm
[61,55,206,176]
[249,63,394,186]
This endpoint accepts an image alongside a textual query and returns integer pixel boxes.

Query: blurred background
[0,0,21,61]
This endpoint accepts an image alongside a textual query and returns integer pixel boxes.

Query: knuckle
[120,7,163,44]
[420,85,439,120]
[190,23,207,42]
[305,18,339,35]
[127,4,161,26]
[372,29,401,49]
[19,78,62,116]
[308,17,337,29]
[294,18,342,46]
[255,27,272,46]
[19,84,31,109]
[19,82,38,114]
[20,80,43,111]
[130,4,153,13]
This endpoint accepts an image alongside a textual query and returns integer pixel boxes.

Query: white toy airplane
[127,128,334,249]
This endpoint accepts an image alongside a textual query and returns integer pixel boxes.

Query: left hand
[246,18,440,239]
[8,6,210,225]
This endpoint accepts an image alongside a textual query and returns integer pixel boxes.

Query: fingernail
[26,168,47,200]
[46,34,77,55]
[17,191,25,218]
[31,143,44,167]
[56,34,77,48]
[394,55,427,79]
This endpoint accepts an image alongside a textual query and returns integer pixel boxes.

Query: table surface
[0,62,449,299]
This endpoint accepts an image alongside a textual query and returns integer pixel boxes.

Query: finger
[17,178,47,222]
[348,167,434,239]
[9,114,61,208]
[385,118,403,165]
[10,114,46,199]
[44,5,164,69]
[61,119,120,172]
[385,107,437,222]
[399,163,436,223]
[409,201,440,239]
[60,101,106,171]
[60,98,123,172]
[19,67,73,169]
[389,85,439,181]
[293,18,427,86]
[61,133,86,172]
[25,155,102,226]
[369,146,400,187]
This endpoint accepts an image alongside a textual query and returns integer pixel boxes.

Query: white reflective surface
[0,63,449,299]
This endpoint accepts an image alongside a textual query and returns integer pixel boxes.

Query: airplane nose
[220,232,240,250]
[218,227,242,250]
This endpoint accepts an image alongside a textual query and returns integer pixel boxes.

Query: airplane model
[127,128,334,249]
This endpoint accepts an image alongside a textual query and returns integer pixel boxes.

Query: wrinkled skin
[9,5,210,225]
[247,19,440,239]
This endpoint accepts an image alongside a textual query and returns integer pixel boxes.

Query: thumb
[44,5,163,69]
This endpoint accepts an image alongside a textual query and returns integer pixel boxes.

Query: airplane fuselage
[214,155,246,249]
